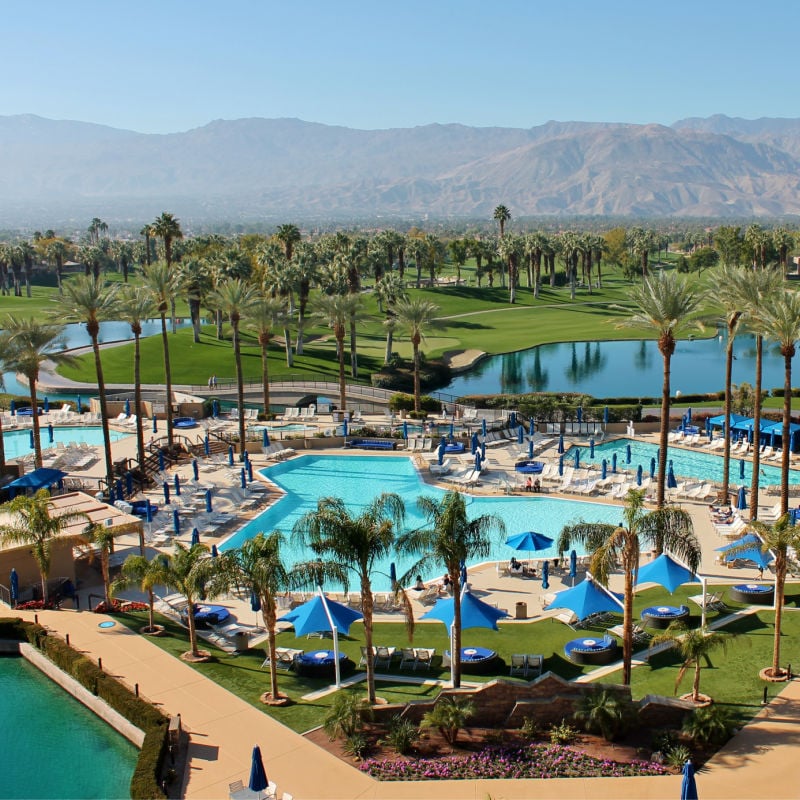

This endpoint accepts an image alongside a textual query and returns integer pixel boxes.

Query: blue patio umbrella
[716,534,773,569]
[480,440,486,459]
[125,472,134,496]
[190,527,199,546]
[211,544,218,558]
[342,418,348,436]
[471,432,479,454]
[601,459,607,480]
[174,473,181,496]
[557,434,564,454]
[541,560,549,589]
[705,417,711,437]
[438,437,446,465]
[124,398,131,417]
[47,423,54,443]
[192,459,199,481]
[76,396,82,413]
[573,448,580,469]
[250,591,261,612]
[389,562,397,588]
[636,553,699,593]
[667,463,678,489]
[649,456,656,479]
[172,508,181,536]
[240,468,247,489]
[43,397,49,413]
[152,416,157,433]
[739,458,746,480]
[248,745,268,793]
[558,455,564,476]
[421,590,509,631]
[451,422,456,439]
[243,448,250,465]
[205,489,213,513]
[510,411,517,427]
[481,418,487,437]
[163,481,170,504]
[203,435,210,457]
[145,498,153,523]
[528,438,534,459]
[29,429,34,449]
[262,428,269,448]
[459,561,467,587]
[681,416,686,433]
[9,400,15,415]
[517,424,523,444]
[109,486,117,504]
[545,576,624,621]
[589,438,595,458]
[158,449,165,472]
[577,406,583,424]
[10,568,18,606]
[603,406,609,425]
[402,420,408,440]
[636,464,643,486]
[212,399,219,418]
[681,759,698,800]
[625,443,632,463]
[737,485,747,510]
[228,445,234,466]
[569,550,577,581]
[474,450,483,471]
[116,478,123,499]
[506,530,554,554]
[247,460,254,482]
[686,407,692,423]
[611,452,617,473]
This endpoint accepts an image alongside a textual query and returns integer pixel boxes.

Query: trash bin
[232,632,250,651]
[515,601,527,620]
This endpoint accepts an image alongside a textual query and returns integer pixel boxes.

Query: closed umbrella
[247,460,254,482]
[342,418,348,436]
[190,527,200,546]
[203,435,210,457]
[262,428,269,448]
[162,481,170,505]
[43,397,49,413]
[589,438,595,458]
[649,456,656,479]
[145,498,153,524]
[471,432,479,454]
[577,406,583,424]
[212,399,219,418]
[226,445,233,466]
[205,489,213,513]
[680,759,698,800]
[737,485,747,510]
[739,458,745,480]
[603,406,609,425]
[459,561,467,587]
[211,544,218,558]
[611,452,617,473]
[558,454,564,476]
[686,407,692,423]
[625,443,632,463]
[482,418,487,437]
[438,437,446,465]
[76,395,82,413]
[29,429,34,449]
[517,424,523,444]
[558,434,564,454]
[474,450,483,471]
[126,472,134,496]
[152,416,157,433]
[10,568,18,607]
[667,463,678,489]
[124,398,131,417]
[158,449,165,471]
[510,411,517,427]
[541,560,549,590]
[172,508,181,536]
[569,550,577,583]
[240,468,247,489]
[47,423,54,443]
[192,459,199,481]
[636,464,643,486]
[174,473,181,496]
[601,459,607,480]
[573,448,580,469]
[480,440,486,459]
[528,438,534,459]
[116,478,123,499]
[402,420,408,440]
[9,400,15,416]
[249,745,268,794]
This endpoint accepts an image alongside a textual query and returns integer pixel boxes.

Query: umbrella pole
[318,586,341,688]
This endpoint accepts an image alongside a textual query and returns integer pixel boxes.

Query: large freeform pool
[3,425,130,461]
[584,438,800,486]
[223,455,624,589]
[0,656,138,799]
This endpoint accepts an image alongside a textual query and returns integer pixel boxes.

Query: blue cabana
[708,413,748,437]
[7,468,67,498]
[761,420,800,453]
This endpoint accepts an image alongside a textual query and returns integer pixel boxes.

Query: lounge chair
[688,591,725,613]
[414,647,434,671]
[553,610,578,629]
[526,654,544,676]
[398,647,417,670]
[510,654,528,677]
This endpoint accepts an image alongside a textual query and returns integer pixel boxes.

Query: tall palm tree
[397,490,505,689]
[0,319,71,469]
[179,256,213,343]
[293,242,318,355]
[246,295,287,415]
[374,272,408,364]
[45,239,69,294]
[497,234,523,303]
[612,273,705,507]
[60,275,119,487]
[116,285,158,476]
[143,261,181,448]
[757,291,800,514]
[275,223,301,262]
[293,493,406,704]
[83,521,117,608]
[727,515,800,678]
[150,212,183,271]
[207,278,259,457]
[113,551,169,633]
[0,489,90,605]
[208,531,290,701]
[558,488,700,685]
[493,205,511,237]
[393,298,441,413]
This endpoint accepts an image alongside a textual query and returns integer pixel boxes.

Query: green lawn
[114,582,800,734]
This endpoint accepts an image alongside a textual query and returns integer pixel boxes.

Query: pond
[442,334,787,399]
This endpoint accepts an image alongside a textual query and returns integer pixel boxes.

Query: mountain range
[2,113,800,226]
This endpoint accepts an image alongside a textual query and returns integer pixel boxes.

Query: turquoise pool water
[0,656,137,799]
[584,438,800,486]
[223,455,623,589]
[4,425,130,460]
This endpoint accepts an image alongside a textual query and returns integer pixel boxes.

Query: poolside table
[564,636,619,665]
[295,649,350,678]
[443,646,498,672]
[729,583,774,605]
[641,604,690,629]
[514,460,544,474]
[183,604,231,629]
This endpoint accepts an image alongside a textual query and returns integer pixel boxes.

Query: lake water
[443,334,788,398]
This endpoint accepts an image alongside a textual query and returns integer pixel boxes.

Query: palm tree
[275,223,301,262]
[493,205,511,237]
[651,622,736,702]
[728,515,800,678]
[150,212,183,271]
[208,531,290,700]
[60,276,119,487]
[143,261,181,448]
[612,273,705,508]
[393,297,441,413]
[114,551,170,633]
[373,273,408,364]
[247,296,288,415]
[140,224,154,267]
[116,286,158,477]
[45,239,69,294]
[0,489,90,605]
[557,488,700,685]
[0,319,71,469]
[756,291,800,514]
[83,521,117,608]
[293,493,405,704]
[179,256,213,343]
[397,490,505,688]
[208,278,258,456]
[498,234,523,303]
[293,242,318,355]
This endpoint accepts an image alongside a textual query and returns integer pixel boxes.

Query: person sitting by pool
[525,476,533,492]
[440,573,453,593]
[413,575,426,591]
[509,557,524,574]
[710,505,734,523]
[533,478,542,492]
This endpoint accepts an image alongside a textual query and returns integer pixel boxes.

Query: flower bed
[360,743,669,781]
[93,598,149,613]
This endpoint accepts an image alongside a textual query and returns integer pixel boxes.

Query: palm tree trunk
[283,327,293,367]
[693,658,701,702]
[780,351,792,515]
[187,606,200,658]
[0,415,6,468]
[656,350,672,510]
[412,341,421,413]
[622,560,634,685]
[349,318,358,379]
[362,582,377,704]
[28,378,43,469]
[336,333,347,411]
[384,327,393,366]
[90,334,115,487]
[721,332,736,500]
[160,313,175,449]
[216,310,224,340]
[772,558,786,674]
[232,321,246,458]
[133,333,146,477]
[101,552,111,606]
[190,298,201,343]
[750,336,764,520]
[452,589,462,689]
[260,336,271,414]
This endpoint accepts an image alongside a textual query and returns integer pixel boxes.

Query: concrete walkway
[13,606,800,800]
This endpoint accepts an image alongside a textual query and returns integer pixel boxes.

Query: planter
[759,667,790,682]
[181,649,212,663]
[140,624,166,637]
[679,693,712,707]
[260,691,292,707]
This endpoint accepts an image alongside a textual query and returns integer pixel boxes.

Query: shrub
[549,719,579,745]
[389,393,415,412]
[665,743,692,769]
[381,716,418,755]
[342,731,370,760]
[573,690,633,742]
[520,716,542,740]
[683,705,736,745]
[421,696,475,746]
[323,692,372,741]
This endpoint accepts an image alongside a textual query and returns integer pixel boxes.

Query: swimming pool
[222,455,623,589]
[3,425,131,461]
[0,656,137,799]
[585,438,800,486]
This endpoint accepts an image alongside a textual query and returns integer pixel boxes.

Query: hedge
[0,618,168,799]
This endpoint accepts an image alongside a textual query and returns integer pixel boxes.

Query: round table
[641,605,690,629]
[564,636,618,665]
[444,646,497,673]
[174,417,199,429]
[295,649,350,678]
[444,442,465,454]
[130,501,158,518]
[730,583,774,605]
[183,604,231,629]
[514,460,544,474]
[16,408,42,416]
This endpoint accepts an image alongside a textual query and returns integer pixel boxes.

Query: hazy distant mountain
[2,113,800,226]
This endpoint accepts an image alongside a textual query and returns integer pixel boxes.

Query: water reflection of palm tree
[526,347,549,392]
[564,341,607,384]
[633,339,651,371]
[500,351,524,394]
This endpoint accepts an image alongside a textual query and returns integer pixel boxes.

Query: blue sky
[3,1,797,133]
